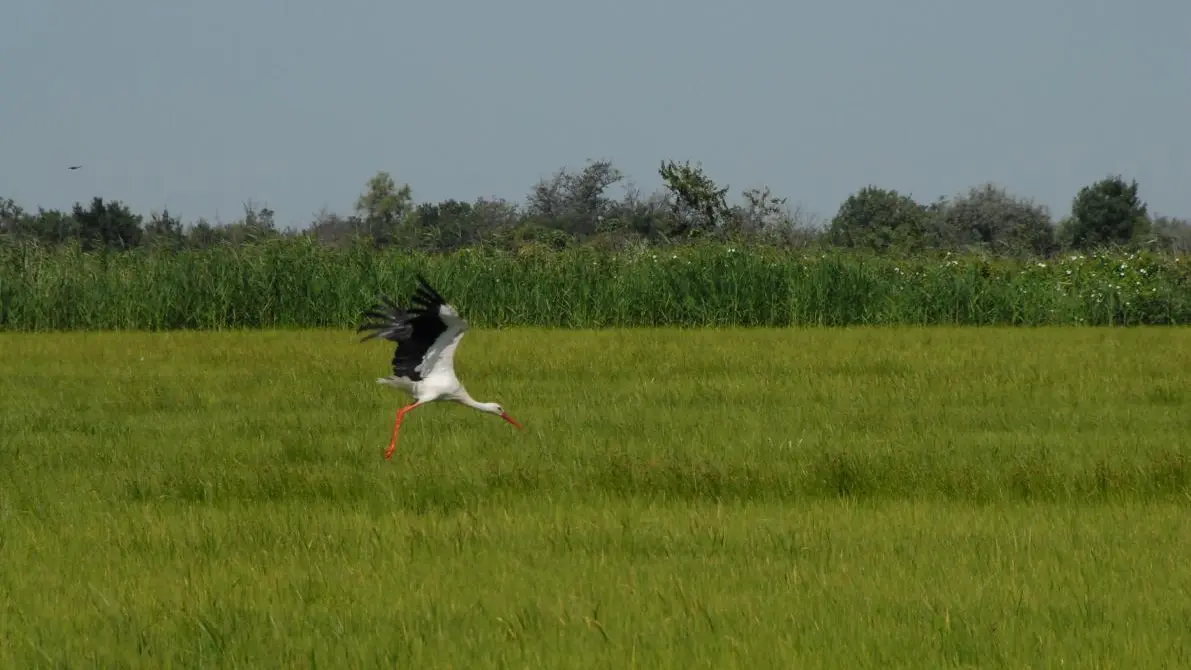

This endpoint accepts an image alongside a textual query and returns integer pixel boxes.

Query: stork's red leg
[385,402,423,460]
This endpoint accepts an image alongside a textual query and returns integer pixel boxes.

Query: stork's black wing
[357,275,453,382]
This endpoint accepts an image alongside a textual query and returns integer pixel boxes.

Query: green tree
[143,208,186,250]
[71,197,143,250]
[239,201,279,243]
[725,186,789,236]
[355,171,413,246]
[307,209,366,248]
[828,186,934,252]
[939,183,1056,257]
[185,218,227,249]
[413,199,476,251]
[0,198,35,241]
[658,160,728,238]
[1061,175,1150,250]
[32,208,79,245]
[1150,215,1191,253]
[525,159,625,238]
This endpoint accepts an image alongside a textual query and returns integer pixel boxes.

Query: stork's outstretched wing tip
[412,273,448,306]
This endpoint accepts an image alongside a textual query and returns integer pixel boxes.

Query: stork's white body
[358,279,522,459]
[375,304,473,405]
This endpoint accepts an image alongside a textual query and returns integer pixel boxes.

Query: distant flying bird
[358,275,523,460]
[67,165,82,170]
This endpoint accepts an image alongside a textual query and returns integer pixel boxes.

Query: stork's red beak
[500,412,523,429]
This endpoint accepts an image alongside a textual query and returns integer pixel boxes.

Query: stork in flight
[358,275,523,460]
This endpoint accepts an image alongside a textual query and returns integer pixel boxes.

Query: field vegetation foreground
[2,327,1191,667]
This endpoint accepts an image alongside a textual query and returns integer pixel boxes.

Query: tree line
[2,160,1188,257]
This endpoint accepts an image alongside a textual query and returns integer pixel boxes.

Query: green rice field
[2,326,1190,667]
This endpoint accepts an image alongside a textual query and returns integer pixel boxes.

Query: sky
[3,0,1189,229]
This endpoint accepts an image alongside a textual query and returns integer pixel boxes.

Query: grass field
[2,327,1191,667]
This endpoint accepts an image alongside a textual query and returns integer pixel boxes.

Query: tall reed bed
[1,238,1188,330]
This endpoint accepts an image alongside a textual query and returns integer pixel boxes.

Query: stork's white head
[479,402,523,429]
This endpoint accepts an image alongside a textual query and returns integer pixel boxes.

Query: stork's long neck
[453,388,484,410]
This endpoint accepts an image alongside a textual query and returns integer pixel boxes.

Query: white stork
[357,275,523,460]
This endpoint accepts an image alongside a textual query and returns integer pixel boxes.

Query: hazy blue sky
[3,0,1189,229]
